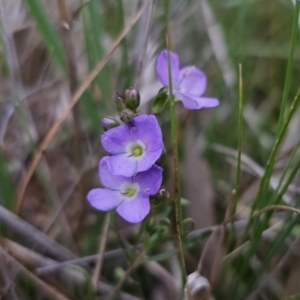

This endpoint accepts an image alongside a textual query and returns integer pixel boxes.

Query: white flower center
[126,140,146,160]
[120,183,140,200]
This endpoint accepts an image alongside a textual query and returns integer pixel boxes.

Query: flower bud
[124,87,140,111]
[114,93,126,112]
[102,117,119,131]
[120,108,136,123]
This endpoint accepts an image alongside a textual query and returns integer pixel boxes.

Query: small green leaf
[182,218,195,234]
[152,87,169,114]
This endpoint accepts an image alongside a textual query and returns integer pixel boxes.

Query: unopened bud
[114,93,126,112]
[102,117,119,131]
[158,188,169,199]
[124,87,140,111]
[120,108,136,123]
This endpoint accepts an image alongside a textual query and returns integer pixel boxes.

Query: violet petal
[156,50,180,88]
[87,188,122,211]
[175,92,219,110]
[179,66,207,96]
[133,115,163,152]
[134,165,163,197]
[116,196,150,223]
[107,153,138,177]
[101,123,132,154]
[99,157,125,189]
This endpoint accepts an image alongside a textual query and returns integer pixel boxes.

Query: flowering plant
[87,50,219,224]
[156,50,219,110]
[101,115,163,177]
[87,157,162,223]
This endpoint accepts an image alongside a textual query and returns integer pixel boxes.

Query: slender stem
[276,0,300,132]
[233,64,243,214]
[228,64,243,251]
[252,1,300,213]
[232,87,300,299]
[251,87,300,214]
[166,37,187,288]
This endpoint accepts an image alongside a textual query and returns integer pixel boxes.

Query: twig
[92,213,110,288]
[0,204,76,261]
[36,247,127,276]
[16,0,152,214]
[0,246,71,300]
[2,238,141,300]
[0,256,19,300]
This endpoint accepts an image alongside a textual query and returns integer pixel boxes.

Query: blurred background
[0,0,300,299]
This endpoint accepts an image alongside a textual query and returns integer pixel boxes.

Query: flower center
[121,183,140,200]
[124,186,137,197]
[130,144,143,157]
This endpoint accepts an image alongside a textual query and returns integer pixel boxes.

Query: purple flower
[101,114,163,177]
[87,157,163,223]
[156,50,219,110]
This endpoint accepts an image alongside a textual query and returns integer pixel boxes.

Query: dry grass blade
[0,204,76,261]
[146,261,179,300]
[16,0,151,214]
[225,190,236,221]
[253,205,300,218]
[2,238,141,300]
[197,226,225,290]
[0,246,71,300]
[135,0,155,89]
[92,213,110,288]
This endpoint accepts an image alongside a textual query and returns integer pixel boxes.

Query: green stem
[166,46,187,287]
[251,87,300,214]
[276,0,300,132]
[232,87,300,299]
[233,63,244,214]
[251,1,300,213]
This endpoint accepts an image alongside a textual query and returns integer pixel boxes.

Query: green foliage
[23,0,66,71]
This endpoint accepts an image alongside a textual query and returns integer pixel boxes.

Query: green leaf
[23,0,66,71]
[152,87,169,114]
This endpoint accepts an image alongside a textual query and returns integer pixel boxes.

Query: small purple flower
[87,157,163,223]
[156,50,219,110]
[101,114,163,177]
